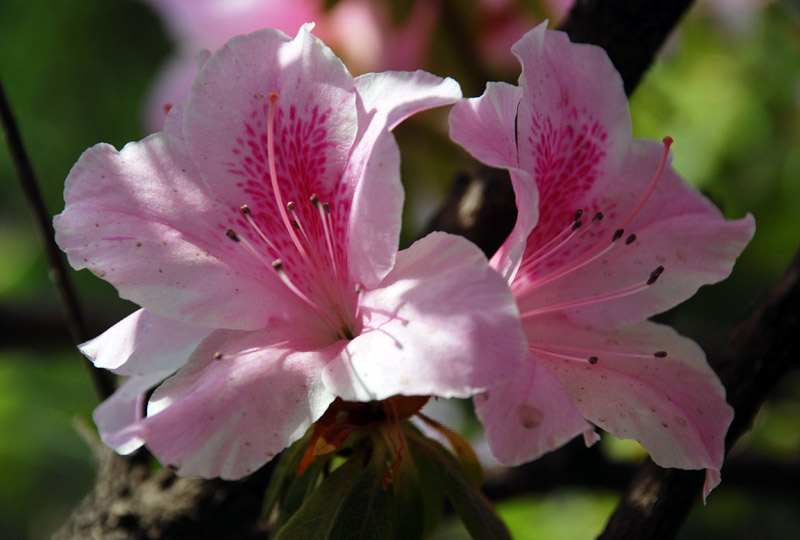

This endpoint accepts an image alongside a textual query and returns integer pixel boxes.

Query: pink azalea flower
[55,26,526,479]
[449,24,755,498]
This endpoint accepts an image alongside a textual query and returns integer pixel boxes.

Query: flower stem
[0,75,115,400]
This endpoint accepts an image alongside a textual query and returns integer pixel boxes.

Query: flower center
[516,137,674,364]
[225,93,359,341]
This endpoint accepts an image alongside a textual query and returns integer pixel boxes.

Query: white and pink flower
[55,26,526,479]
[449,24,755,497]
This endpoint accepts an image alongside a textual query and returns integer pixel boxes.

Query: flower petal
[139,326,337,479]
[93,369,174,455]
[346,70,462,287]
[449,81,538,281]
[324,232,526,401]
[54,133,300,329]
[511,24,631,256]
[474,355,592,465]
[516,139,756,328]
[182,26,359,287]
[529,316,732,495]
[80,309,212,375]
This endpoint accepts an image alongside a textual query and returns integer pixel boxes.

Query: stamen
[226,228,275,269]
[530,342,666,361]
[647,265,665,285]
[520,265,664,319]
[654,351,668,358]
[513,224,628,296]
[271,258,343,335]
[625,233,637,245]
[239,205,280,254]
[618,136,673,231]
[528,346,598,365]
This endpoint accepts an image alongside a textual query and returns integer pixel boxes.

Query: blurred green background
[1,1,798,539]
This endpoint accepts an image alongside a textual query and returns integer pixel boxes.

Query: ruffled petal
[54,133,301,330]
[448,81,538,281]
[140,326,338,479]
[80,309,212,375]
[324,232,526,401]
[512,24,631,256]
[529,316,732,495]
[474,354,592,465]
[92,370,174,455]
[516,139,756,328]
[346,70,462,287]
[183,26,357,279]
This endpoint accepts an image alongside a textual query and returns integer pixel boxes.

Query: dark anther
[240,205,252,216]
[654,351,668,358]
[310,194,320,206]
[612,228,625,242]
[588,356,599,365]
[574,209,583,222]
[322,202,331,214]
[571,220,582,231]
[592,212,604,222]
[625,233,637,245]
[226,229,240,242]
[647,265,665,285]
[271,259,284,271]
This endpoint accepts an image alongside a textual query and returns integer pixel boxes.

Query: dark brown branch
[559,0,695,95]
[597,246,800,540]
[0,75,116,400]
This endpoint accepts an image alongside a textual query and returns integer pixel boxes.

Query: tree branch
[0,75,116,400]
[560,0,694,95]
[597,246,800,540]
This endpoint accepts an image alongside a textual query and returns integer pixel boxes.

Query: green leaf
[277,457,326,529]
[262,430,312,522]
[274,443,396,540]
[408,433,511,540]
[391,433,443,540]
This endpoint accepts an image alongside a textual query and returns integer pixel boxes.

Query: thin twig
[0,74,116,400]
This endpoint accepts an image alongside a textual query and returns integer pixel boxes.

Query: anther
[574,209,583,222]
[272,259,284,271]
[647,265,665,285]
[240,205,252,216]
[654,351,668,358]
[310,194,320,207]
[287,201,296,212]
[612,228,625,242]
[588,356,599,365]
[322,202,331,214]
[625,233,637,245]
[592,212,604,223]
[355,283,362,294]
[213,352,223,360]
[571,220,582,232]
[226,229,240,242]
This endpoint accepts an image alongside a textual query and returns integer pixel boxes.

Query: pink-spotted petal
[54,133,301,330]
[512,24,631,254]
[324,232,526,401]
[530,316,732,496]
[516,139,756,328]
[80,309,211,375]
[449,81,538,281]
[141,326,338,479]
[93,369,174,455]
[347,70,462,287]
[474,355,592,465]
